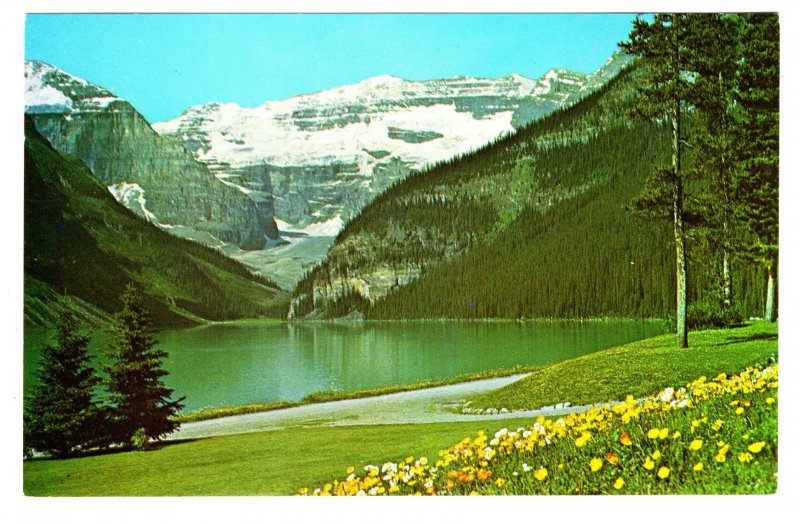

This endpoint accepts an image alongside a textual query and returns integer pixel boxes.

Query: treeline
[367,120,764,321]
[24,117,285,326]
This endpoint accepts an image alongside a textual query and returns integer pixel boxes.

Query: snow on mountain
[25,60,123,114]
[154,51,631,241]
[107,182,160,223]
[161,98,514,169]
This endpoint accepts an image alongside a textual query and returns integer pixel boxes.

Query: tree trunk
[765,258,777,322]
[718,72,733,310]
[671,16,688,349]
[722,234,732,308]
[673,166,688,348]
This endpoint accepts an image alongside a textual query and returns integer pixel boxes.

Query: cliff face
[25,60,278,249]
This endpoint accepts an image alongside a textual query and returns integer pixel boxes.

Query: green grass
[23,418,537,496]
[175,365,538,423]
[468,321,777,411]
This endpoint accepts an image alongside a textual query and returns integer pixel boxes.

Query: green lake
[24,320,665,413]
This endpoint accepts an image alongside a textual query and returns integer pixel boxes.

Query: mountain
[154,52,631,286]
[24,60,279,251]
[24,117,286,328]
[288,64,767,321]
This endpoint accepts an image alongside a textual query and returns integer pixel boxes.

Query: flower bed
[300,364,778,495]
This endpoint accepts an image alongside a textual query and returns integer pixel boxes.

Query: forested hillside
[24,117,287,327]
[290,64,766,320]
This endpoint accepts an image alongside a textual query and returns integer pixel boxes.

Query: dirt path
[169,373,600,440]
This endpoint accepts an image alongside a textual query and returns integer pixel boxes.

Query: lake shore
[169,372,542,440]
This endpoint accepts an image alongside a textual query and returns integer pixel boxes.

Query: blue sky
[25,14,636,122]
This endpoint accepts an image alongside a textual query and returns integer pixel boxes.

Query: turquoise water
[24,320,665,412]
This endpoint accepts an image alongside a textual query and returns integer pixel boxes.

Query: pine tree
[103,284,185,446]
[24,313,102,457]
[622,14,694,347]
[734,13,779,321]
[684,13,742,311]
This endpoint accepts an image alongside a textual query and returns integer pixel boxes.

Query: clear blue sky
[25,13,636,122]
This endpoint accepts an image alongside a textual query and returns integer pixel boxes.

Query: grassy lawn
[468,321,777,411]
[24,418,536,496]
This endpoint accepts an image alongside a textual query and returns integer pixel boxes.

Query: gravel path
[168,374,513,440]
[168,373,604,440]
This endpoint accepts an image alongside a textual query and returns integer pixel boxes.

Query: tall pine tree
[104,284,185,446]
[622,14,693,347]
[735,13,779,322]
[24,313,102,457]
[684,13,742,312]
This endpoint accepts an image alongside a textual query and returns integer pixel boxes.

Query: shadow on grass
[715,332,778,347]
[26,437,204,462]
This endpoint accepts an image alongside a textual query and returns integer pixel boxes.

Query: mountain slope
[24,117,285,327]
[25,60,279,250]
[156,52,630,231]
[153,53,630,288]
[289,64,766,320]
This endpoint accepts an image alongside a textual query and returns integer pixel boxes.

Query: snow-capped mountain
[154,51,631,235]
[25,61,123,114]
[24,60,279,250]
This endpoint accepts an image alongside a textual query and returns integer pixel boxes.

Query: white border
[4,2,799,524]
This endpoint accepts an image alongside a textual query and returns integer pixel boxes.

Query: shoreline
[173,365,540,424]
[169,372,536,440]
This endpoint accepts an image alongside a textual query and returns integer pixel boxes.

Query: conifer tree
[622,14,694,347]
[24,313,102,457]
[684,13,742,311]
[734,13,779,321]
[103,284,185,446]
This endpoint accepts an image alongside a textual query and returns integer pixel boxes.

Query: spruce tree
[24,313,102,457]
[622,14,694,347]
[684,13,742,312]
[734,13,779,321]
[104,284,184,446]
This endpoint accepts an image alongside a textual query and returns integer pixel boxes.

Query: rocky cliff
[25,60,279,249]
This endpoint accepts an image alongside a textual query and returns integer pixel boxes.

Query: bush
[131,428,148,451]
[686,301,744,329]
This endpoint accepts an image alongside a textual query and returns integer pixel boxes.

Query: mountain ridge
[24,60,280,251]
[23,116,286,327]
